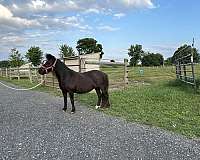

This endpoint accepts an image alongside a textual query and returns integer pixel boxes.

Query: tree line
[128,44,200,67]
[0,38,199,68]
[0,38,104,68]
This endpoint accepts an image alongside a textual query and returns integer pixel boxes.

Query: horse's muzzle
[38,67,46,75]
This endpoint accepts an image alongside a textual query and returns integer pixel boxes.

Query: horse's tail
[104,73,109,90]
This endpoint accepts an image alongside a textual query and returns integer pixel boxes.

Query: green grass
[0,77,62,97]
[1,65,200,138]
[78,65,200,138]
[77,80,200,138]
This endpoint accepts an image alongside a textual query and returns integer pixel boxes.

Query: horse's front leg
[62,91,68,112]
[69,92,75,113]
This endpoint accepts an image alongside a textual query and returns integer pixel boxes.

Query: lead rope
[0,80,44,91]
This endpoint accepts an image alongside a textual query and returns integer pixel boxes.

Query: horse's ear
[46,54,55,60]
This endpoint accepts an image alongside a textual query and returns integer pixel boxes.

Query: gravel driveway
[0,82,200,160]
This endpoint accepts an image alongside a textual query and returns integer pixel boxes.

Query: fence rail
[0,58,129,90]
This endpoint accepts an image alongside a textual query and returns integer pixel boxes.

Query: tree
[0,60,10,68]
[9,48,24,67]
[164,57,173,66]
[141,53,164,66]
[172,44,200,63]
[76,38,104,58]
[128,44,144,66]
[25,46,43,66]
[59,44,75,59]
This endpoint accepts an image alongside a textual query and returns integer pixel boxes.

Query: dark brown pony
[38,54,110,113]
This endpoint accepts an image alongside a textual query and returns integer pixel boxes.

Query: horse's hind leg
[95,88,102,109]
[101,87,110,108]
[69,92,75,113]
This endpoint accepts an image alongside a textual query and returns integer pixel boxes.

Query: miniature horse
[38,54,110,113]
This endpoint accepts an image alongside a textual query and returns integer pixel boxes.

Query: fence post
[124,59,129,86]
[6,68,8,78]
[52,72,55,88]
[28,64,32,83]
[9,67,11,80]
[191,50,196,90]
[183,64,186,81]
[79,57,81,73]
[177,61,180,79]
[41,75,45,85]
[81,58,86,72]
[17,66,20,80]
[0,68,2,77]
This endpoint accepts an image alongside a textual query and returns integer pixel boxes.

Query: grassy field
[77,65,200,138]
[0,65,200,138]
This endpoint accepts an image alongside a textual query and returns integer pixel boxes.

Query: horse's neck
[54,60,73,82]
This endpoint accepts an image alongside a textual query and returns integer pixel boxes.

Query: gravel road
[0,82,200,160]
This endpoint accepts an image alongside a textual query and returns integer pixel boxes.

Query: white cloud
[107,0,155,9]
[11,0,81,15]
[0,3,13,18]
[97,25,120,32]
[0,0,155,60]
[0,4,40,31]
[84,8,100,14]
[36,15,91,31]
[114,13,126,19]
[8,0,154,16]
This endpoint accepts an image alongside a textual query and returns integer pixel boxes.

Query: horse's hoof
[95,105,100,109]
[71,111,75,114]
[62,108,67,112]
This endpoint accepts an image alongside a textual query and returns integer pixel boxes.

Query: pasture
[78,65,200,138]
[0,65,200,138]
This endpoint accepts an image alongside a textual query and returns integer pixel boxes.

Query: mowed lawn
[0,65,200,138]
[77,65,200,138]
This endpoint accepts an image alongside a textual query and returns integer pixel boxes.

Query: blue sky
[0,0,199,60]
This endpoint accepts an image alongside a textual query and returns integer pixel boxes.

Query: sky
[0,0,200,61]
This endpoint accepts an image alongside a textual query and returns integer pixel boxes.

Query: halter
[41,58,57,74]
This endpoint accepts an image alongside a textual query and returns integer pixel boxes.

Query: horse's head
[38,54,57,75]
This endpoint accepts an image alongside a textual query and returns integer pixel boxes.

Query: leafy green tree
[59,44,75,59]
[172,44,199,63]
[141,53,164,66]
[164,57,173,66]
[76,38,104,58]
[9,48,24,67]
[0,60,10,68]
[25,46,43,66]
[128,44,144,66]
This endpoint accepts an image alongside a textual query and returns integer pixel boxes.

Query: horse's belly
[75,85,94,93]
[74,79,95,93]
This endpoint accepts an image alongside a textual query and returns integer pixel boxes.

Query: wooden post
[41,75,45,85]
[44,74,47,86]
[191,47,196,90]
[5,68,8,78]
[124,59,129,86]
[17,66,20,80]
[28,64,32,83]
[183,65,186,81]
[81,58,86,72]
[52,72,55,88]
[9,67,12,80]
[79,57,81,73]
